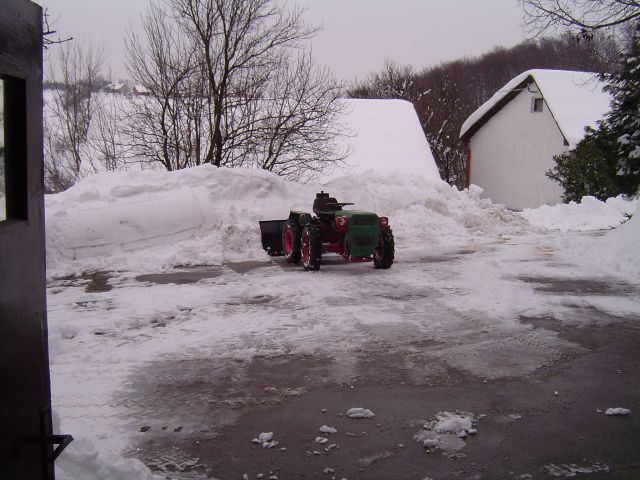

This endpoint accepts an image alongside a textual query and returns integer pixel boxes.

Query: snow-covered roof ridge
[325,98,440,181]
[460,69,612,148]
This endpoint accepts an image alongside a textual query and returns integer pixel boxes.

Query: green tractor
[259,192,394,271]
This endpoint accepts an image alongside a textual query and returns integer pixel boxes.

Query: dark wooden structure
[0,1,62,478]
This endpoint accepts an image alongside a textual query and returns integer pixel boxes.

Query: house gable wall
[469,81,566,210]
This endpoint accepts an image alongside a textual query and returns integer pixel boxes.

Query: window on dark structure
[0,75,28,223]
[532,97,544,113]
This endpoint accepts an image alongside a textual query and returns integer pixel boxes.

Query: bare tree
[520,0,640,38]
[348,59,417,102]
[126,0,346,178]
[125,3,207,171]
[91,93,128,172]
[173,0,318,167]
[44,42,104,191]
[253,51,349,181]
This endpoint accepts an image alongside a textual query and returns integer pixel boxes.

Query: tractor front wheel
[302,225,322,271]
[373,228,394,269]
[283,220,302,264]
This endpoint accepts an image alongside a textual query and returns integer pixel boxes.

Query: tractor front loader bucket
[259,220,286,256]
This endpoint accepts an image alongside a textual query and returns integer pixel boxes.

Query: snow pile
[331,99,440,180]
[521,195,638,231]
[605,407,631,416]
[555,203,640,281]
[346,407,375,419]
[54,412,159,480]
[45,165,526,277]
[589,204,640,280]
[518,195,639,281]
[414,411,478,453]
[461,70,611,148]
[56,440,159,480]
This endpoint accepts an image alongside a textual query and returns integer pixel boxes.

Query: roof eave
[460,76,533,142]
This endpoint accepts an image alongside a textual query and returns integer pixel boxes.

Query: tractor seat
[313,196,342,216]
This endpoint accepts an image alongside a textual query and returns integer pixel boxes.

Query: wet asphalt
[109,261,640,480]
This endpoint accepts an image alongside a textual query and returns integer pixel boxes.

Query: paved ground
[107,256,640,480]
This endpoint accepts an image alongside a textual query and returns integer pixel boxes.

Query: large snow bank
[460,70,611,148]
[331,99,440,180]
[45,165,525,277]
[584,203,640,280]
[521,196,640,281]
[521,195,638,231]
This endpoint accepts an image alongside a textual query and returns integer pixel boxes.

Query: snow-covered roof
[324,99,441,181]
[460,69,612,148]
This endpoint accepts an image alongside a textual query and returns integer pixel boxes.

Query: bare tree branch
[43,8,72,49]
[520,0,640,38]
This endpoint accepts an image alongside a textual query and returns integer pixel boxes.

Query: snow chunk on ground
[346,407,375,419]
[252,432,279,448]
[315,437,329,444]
[414,411,478,453]
[433,412,474,434]
[543,462,609,477]
[319,425,337,434]
[605,407,631,416]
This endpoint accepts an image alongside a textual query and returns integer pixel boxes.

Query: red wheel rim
[302,231,310,264]
[284,229,293,254]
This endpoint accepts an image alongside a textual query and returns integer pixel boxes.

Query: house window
[0,75,28,223]
[532,97,544,113]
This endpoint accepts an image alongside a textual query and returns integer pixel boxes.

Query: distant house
[459,69,611,210]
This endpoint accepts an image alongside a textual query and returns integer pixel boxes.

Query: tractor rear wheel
[302,225,322,271]
[373,228,394,269]
[283,220,302,264]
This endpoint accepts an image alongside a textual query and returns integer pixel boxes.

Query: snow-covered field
[46,166,639,479]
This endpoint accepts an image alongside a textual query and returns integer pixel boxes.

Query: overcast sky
[36,0,527,82]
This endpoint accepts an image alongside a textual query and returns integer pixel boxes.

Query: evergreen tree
[603,22,640,196]
[547,126,620,202]
[548,22,640,201]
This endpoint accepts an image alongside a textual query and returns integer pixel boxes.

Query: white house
[459,69,611,210]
